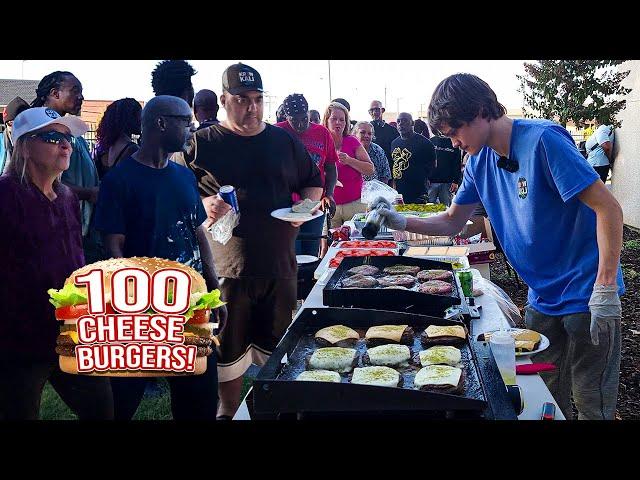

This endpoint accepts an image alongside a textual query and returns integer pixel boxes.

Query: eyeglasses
[29,131,73,145]
[368,107,381,113]
[161,115,196,132]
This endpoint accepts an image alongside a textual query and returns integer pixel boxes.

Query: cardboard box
[467,241,496,265]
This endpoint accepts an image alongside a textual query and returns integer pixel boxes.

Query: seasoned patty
[362,344,411,367]
[417,269,453,282]
[377,274,416,287]
[420,333,466,347]
[383,265,421,276]
[347,265,380,276]
[341,274,378,288]
[414,366,465,395]
[365,326,414,347]
[418,280,453,295]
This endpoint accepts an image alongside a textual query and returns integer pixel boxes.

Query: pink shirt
[277,121,339,203]
[334,135,363,205]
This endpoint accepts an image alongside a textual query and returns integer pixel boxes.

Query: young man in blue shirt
[373,73,624,420]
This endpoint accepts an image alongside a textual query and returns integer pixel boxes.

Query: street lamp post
[328,60,332,102]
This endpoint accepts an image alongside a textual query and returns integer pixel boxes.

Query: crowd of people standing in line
[0,60,625,422]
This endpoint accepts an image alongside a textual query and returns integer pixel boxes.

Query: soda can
[457,268,473,297]
[219,185,239,214]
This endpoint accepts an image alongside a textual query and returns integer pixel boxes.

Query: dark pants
[295,213,325,256]
[524,305,621,420]
[110,353,218,420]
[594,165,610,184]
[0,359,114,420]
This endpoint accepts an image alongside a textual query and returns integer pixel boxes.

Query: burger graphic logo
[48,257,225,376]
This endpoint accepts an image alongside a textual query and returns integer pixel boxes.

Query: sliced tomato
[189,309,211,325]
[55,303,115,320]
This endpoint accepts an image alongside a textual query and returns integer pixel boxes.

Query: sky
[0,60,530,122]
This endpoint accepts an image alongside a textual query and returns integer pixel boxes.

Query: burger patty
[417,269,453,282]
[418,280,453,294]
[347,265,380,276]
[341,274,378,288]
[382,265,421,276]
[55,344,213,357]
[377,274,416,287]
[365,327,414,347]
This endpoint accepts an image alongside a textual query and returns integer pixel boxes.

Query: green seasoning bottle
[457,268,473,297]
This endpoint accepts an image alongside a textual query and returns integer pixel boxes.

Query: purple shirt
[0,174,84,360]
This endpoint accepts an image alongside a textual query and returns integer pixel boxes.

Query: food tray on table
[313,246,399,281]
[323,256,463,317]
[252,307,518,419]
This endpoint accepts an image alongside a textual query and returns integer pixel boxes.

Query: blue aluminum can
[219,185,239,214]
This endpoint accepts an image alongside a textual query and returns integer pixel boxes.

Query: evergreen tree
[517,60,632,128]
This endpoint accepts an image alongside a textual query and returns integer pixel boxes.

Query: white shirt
[585,125,614,167]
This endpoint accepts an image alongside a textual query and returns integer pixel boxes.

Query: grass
[39,376,255,420]
[622,264,639,281]
[623,239,640,251]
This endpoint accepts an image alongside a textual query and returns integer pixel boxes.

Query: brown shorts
[217,277,297,382]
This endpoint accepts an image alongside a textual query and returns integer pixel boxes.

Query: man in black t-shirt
[369,99,399,171]
[175,63,323,419]
[390,112,436,204]
[428,134,462,206]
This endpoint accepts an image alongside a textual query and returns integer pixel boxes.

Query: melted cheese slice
[365,325,409,343]
[419,346,462,366]
[367,344,411,366]
[515,340,538,352]
[309,347,357,373]
[424,325,466,339]
[60,331,79,344]
[315,325,359,345]
[296,370,341,383]
[352,366,400,387]
[415,365,462,387]
[484,329,541,343]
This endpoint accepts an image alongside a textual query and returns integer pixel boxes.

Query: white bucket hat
[12,107,88,141]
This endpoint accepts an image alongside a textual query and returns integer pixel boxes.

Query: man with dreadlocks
[151,60,197,107]
[31,71,102,263]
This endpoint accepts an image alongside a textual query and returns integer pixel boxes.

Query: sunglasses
[29,131,74,145]
[161,115,197,131]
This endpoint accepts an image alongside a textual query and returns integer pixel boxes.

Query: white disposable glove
[587,284,621,346]
[369,196,407,231]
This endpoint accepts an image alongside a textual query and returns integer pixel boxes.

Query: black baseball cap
[222,63,264,95]
[3,96,30,123]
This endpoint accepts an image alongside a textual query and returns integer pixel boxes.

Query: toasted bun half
[65,257,208,304]
[58,355,207,376]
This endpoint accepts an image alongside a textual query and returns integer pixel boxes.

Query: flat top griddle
[253,308,518,419]
[323,256,463,317]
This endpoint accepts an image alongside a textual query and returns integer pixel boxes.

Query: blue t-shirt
[454,119,624,316]
[93,156,207,273]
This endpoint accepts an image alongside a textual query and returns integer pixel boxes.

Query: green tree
[517,60,632,128]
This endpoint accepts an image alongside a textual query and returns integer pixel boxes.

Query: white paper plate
[271,207,323,223]
[478,328,550,357]
[296,255,319,264]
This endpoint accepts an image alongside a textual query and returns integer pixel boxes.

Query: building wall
[612,60,640,228]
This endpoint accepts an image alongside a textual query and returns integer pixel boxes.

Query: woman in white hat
[0,107,113,420]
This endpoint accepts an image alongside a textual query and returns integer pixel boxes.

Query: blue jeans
[524,305,621,420]
[295,213,325,257]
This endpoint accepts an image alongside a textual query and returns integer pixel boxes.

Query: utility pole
[328,60,332,102]
[264,92,277,122]
[384,85,387,108]
[396,97,402,116]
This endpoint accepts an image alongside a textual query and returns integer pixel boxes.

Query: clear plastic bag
[207,210,240,245]
[360,180,398,207]
[472,272,522,327]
